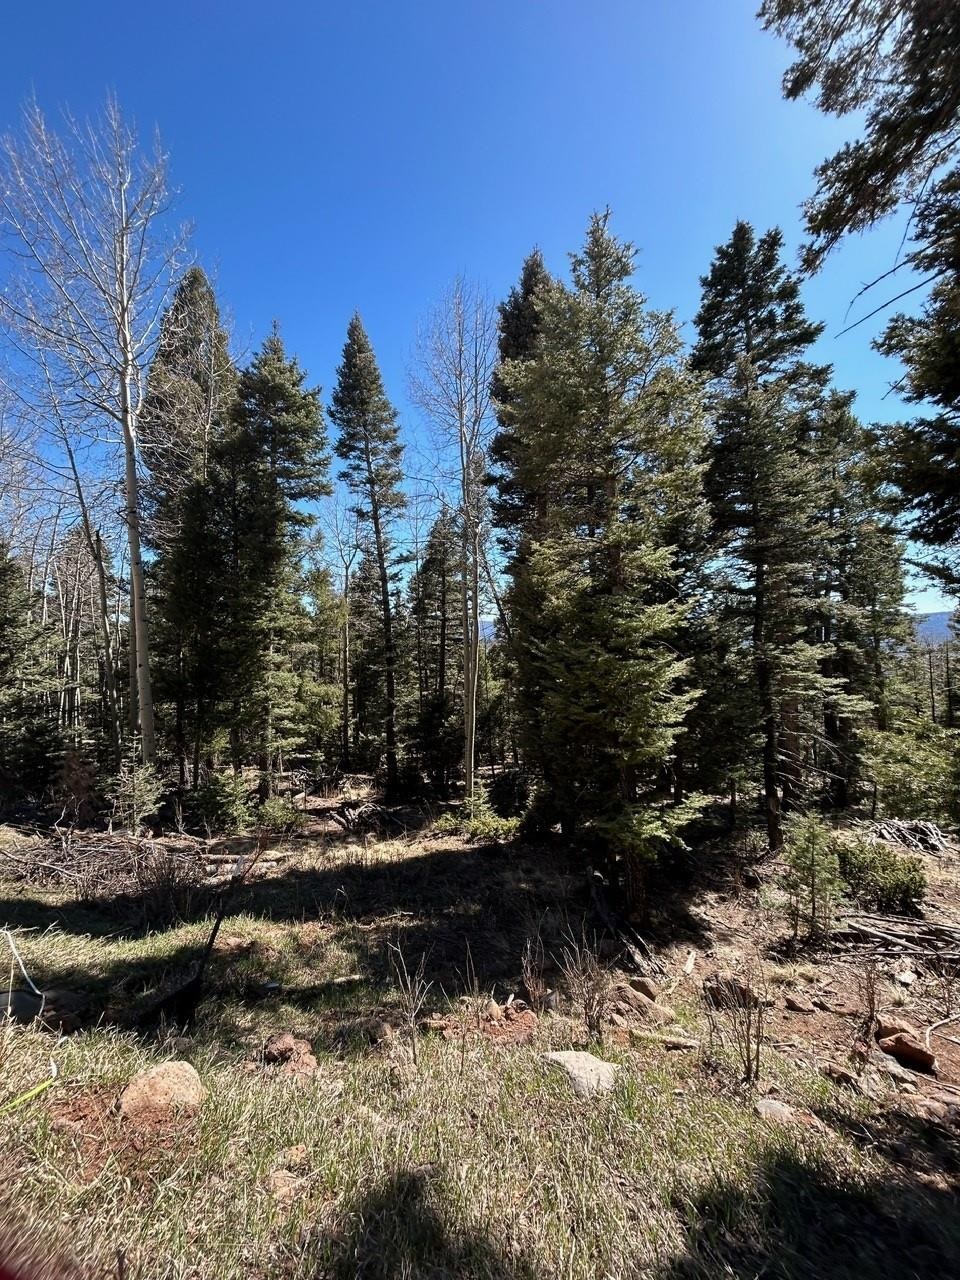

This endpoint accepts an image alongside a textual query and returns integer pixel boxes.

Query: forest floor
[1,797,960,1279]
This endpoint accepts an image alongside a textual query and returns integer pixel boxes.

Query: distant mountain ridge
[915,611,955,644]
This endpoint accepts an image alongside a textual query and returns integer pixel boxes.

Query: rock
[543,1050,620,1099]
[703,974,761,1009]
[264,1168,304,1204]
[615,984,676,1023]
[895,969,916,987]
[277,1143,309,1171]
[820,1062,859,1089]
[877,1032,938,1075]
[628,976,660,1001]
[608,1011,628,1029]
[879,1057,918,1086]
[119,1061,206,1122]
[785,994,815,1014]
[755,1098,797,1124]
[875,1016,917,1042]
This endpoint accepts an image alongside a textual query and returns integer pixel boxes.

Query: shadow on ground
[655,1145,960,1280]
[295,1168,540,1279]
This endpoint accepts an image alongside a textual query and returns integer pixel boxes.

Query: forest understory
[2,784,960,1280]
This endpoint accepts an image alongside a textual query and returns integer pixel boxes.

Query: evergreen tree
[0,543,58,801]
[692,221,834,847]
[407,508,463,793]
[329,315,406,797]
[496,212,708,910]
[141,267,237,786]
[489,249,552,546]
[215,328,329,796]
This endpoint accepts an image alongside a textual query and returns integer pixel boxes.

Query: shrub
[257,795,305,834]
[185,773,254,835]
[837,834,926,914]
[107,760,163,834]
[780,815,842,940]
[433,791,520,843]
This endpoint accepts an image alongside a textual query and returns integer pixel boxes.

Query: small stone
[615,985,676,1023]
[277,1143,309,1171]
[703,974,761,1009]
[877,1032,938,1075]
[820,1062,859,1089]
[119,1061,206,1122]
[265,1169,303,1204]
[543,1050,620,1099]
[896,970,917,987]
[785,994,815,1014]
[628,976,660,1001]
[755,1098,796,1124]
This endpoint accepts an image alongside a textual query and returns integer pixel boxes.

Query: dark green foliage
[761,1,960,588]
[488,248,552,543]
[760,0,960,269]
[780,815,842,940]
[143,268,238,786]
[692,221,862,844]
[330,315,406,796]
[0,543,59,802]
[495,212,709,905]
[407,509,462,793]
[214,328,330,793]
[837,835,927,914]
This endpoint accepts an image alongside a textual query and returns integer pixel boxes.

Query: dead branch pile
[329,803,396,836]
[835,911,960,963]
[0,828,208,900]
[854,819,953,856]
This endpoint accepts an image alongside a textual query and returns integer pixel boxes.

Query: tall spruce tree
[495,212,708,911]
[215,328,329,795]
[329,315,406,798]
[692,222,838,847]
[407,507,462,793]
[141,267,237,787]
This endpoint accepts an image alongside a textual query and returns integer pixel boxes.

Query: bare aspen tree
[411,278,497,801]
[0,97,187,763]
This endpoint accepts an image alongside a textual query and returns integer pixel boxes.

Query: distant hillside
[916,611,956,644]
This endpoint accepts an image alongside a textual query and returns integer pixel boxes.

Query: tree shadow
[655,1145,960,1279]
[299,1167,540,1279]
[0,839,587,1037]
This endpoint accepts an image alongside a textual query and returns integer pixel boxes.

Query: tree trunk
[370,498,398,798]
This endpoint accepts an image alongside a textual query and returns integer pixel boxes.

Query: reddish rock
[628,975,661,1002]
[785,994,815,1014]
[875,1016,917,1042]
[877,1032,938,1075]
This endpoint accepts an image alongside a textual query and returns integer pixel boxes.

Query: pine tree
[0,543,58,800]
[407,508,463,793]
[489,250,553,546]
[329,315,406,797]
[215,328,329,795]
[496,212,708,910]
[692,221,834,847]
[142,267,237,787]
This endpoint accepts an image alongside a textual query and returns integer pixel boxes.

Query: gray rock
[543,1050,620,1098]
[755,1097,796,1124]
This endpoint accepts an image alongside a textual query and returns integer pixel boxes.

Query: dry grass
[2,830,960,1278]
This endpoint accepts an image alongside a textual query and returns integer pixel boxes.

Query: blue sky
[1,0,950,608]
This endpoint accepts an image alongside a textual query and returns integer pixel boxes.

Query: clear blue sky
[1,0,950,608]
